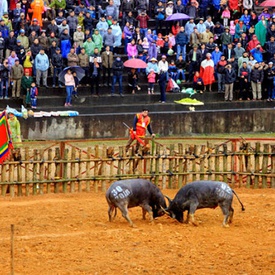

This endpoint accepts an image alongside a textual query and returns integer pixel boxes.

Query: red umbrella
[123,58,147,69]
[260,0,275,6]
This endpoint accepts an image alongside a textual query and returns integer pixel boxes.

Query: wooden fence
[0,139,275,197]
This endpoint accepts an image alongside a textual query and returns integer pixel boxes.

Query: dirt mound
[0,188,274,274]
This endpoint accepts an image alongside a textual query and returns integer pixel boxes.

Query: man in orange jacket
[126,108,155,154]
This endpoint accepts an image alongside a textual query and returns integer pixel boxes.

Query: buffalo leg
[108,205,116,222]
[189,201,199,226]
[142,208,146,220]
[118,204,134,227]
[220,204,230,227]
[228,206,234,224]
[141,204,154,222]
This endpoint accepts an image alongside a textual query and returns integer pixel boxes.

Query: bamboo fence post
[54,147,61,192]
[9,155,15,197]
[271,145,275,188]
[207,142,213,181]
[231,147,235,188]
[32,149,38,195]
[162,147,167,189]
[246,143,252,188]
[77,149,82,193]
[70,147,76,193]
[101,145,107,192]
[168,144,174,189]
[145,148,151,178]
[191,145,196,182]
[222,144,228,183]
[39,149,44,195]
[63,149,69,193]
[48,149,54,194]
[93,145,99,192]
[25,148,30,196]
[254,142,261,188]
[154,144,160,186]
[178,143,183,188]
[239,144,244,188]
[200,145,205,181]
[150,137,155,173]
[261,144,269,188]
[1,160,8,196]
[86,147,92,192]
[17,149,22,197]
[215,146,220,182]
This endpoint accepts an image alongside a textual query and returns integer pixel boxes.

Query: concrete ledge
[21,109,275,140]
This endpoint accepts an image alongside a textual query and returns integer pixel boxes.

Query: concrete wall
[21,109,275,140]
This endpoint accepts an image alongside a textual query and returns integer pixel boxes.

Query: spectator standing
[136,11,150,37]
[67,10,78,38]
[78,47,89,86]
[216,54,227,93]
[175,55,186,82]
[200,52,215,92]
[83,36,95,56]
[154,1,165,34]
[64,68,75,106]
[96,16,109,39]
[147,69,156,94]
[0,58,10,99]
[103,27,115,52]
[52,47,63,88]
[90,57,100,96]
[67,47,79,66]
[101,45,113,87]
[21,70,33,106]
[35,48,49,88]
[30,0,44,27]
[239,61,251,100]
[250,62,264,100]
[255,16,268,46]
[111,56,124,97]
[30,82,38,109]
[8,113,21,146]
[224,64,236,101]
[158,55,169,103]
[176,26,188,60]
[187,44,202,82]
[11,58,24,98]
[92,29,103,53]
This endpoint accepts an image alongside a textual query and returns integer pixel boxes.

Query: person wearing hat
[73,26,85,51]
[220,26,232,51]
[17,29,29,50]
[158,55,168,103]
[165,1,174,34]
[51,47,63,88]
[30,0,44,27]
[35,48,49,88]
[29,18,41,36]
[111,56,124,97]
[258,8,271,21]
[184,18,195,42]
[83,35,95,57]
[96,16,109,39]
[7,112,22,148]
[146,57,160,75]
[14,40,25,64]
[199,26,214,45]
[11,58,24,98]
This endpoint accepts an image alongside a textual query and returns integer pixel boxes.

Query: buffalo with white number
[163,180,245,227]
[106,179,167,227]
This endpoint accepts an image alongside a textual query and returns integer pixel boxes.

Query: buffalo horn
[160,205,170,215]
[164,195,172,206]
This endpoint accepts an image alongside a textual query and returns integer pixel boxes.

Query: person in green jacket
[21,70,33,107]
[92,29,103,52]
[83,36,95,56]
[8,113,22,148]
[49,0,66,14]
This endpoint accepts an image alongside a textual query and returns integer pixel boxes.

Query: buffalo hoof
[223,224,230,228]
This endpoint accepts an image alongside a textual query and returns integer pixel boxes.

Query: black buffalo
[164,180,245,227]
[106,179,167,227]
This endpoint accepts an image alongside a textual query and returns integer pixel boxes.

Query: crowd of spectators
[0,0,275,104]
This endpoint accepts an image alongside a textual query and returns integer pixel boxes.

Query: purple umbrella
[165,13,190,21]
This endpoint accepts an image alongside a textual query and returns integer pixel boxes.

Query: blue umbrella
[165,13,190,21]
[58,66,86,83]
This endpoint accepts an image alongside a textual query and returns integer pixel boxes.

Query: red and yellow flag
[0,111,13,164]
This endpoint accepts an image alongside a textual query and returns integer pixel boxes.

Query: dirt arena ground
[0,187,274,275]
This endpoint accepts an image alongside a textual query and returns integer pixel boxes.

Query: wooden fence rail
[0,140,275,197]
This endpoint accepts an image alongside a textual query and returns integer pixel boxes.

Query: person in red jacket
[125,109,155,154]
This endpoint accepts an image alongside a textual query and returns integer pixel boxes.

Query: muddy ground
[0,188,274,275]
